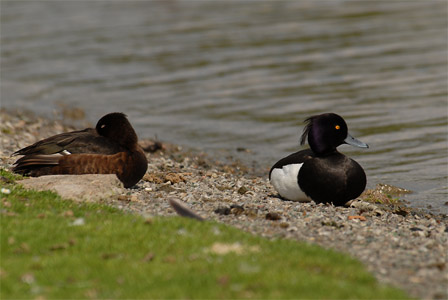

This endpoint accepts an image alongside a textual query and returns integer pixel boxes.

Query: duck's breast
[298,154,366,205]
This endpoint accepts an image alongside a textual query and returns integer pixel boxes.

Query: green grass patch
[0,169,409,299]
[360,184,412,205]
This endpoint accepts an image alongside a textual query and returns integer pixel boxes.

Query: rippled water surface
[1,1,447,213]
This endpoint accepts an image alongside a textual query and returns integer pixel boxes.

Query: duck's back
[13,128,125,156]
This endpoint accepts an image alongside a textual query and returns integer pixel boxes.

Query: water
[1,1,447,214]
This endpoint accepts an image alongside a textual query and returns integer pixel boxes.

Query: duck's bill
[344,133,369,148]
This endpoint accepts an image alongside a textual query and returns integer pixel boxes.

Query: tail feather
[14,154,62,166]
[13,154,62,174]
[168,198,204,221]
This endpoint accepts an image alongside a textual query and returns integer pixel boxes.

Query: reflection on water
[1,1,447,213]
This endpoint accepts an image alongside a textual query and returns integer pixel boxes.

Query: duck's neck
[308,138,337,156]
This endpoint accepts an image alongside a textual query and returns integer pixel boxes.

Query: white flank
[61,150,72,155]
[270,163,311,202]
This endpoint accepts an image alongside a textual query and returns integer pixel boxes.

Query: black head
[300,113,368,155]
[95,112,138,147]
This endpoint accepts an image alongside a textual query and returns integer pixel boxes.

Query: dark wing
[12,128,124,156]
[268,149,315,179]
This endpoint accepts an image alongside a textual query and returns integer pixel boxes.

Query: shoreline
[1,109,447,299]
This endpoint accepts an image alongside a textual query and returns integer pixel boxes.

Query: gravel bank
[1,109,447,299]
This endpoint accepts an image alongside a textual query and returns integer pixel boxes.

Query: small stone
[287,226,298,232]
[214,207,231,215]
[373,209,385,216]
[279,222,289,228]
[143,173,164,184]
[393,207,409,217]
[412,231,425,237]
[117,195,130,201]
[158,184,175,193]
[237,186,248,195]
[243,208,258,218]
[236,147,251,153]
[348,215,367,221]
[266,212,282,221]
[230,205,244,215]
[216,185,232,191]
[410,227,423,231]
[165,173,186,184]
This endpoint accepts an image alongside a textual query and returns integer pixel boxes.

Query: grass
[0,169,409,299]
[361,189,401,205]
[360,183,412,205]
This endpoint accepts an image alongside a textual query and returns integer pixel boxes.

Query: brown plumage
[12,112,148,188]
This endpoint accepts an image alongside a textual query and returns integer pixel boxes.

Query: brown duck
[12,112,148,188]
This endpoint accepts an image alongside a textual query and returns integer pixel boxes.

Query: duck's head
[300,113,368,155]
[96,112,138,147]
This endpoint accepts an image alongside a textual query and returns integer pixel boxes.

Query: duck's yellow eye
[335,125,340,130]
